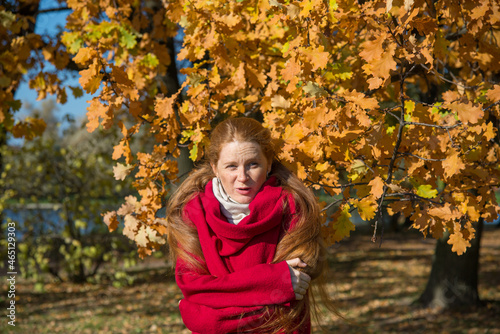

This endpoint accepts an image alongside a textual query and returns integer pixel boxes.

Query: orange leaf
[79,62,103,94]
[73,47,94,65]
[281,58,301,81]
[303,45,330,71]
[283,124,304,145]
[360,33,387,63]
[427,204,462,221]
[369,177,385,198]
[86,98,110,132]
[343,90,379,110]
[103,211,119,232]
[447,231,470,255]
[371,43,397,80]
[486,85,500,102]
[155,95,177,119]
[442,151,465,179]
[449,102,484,124]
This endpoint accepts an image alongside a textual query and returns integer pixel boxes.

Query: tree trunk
[417,219,484,309]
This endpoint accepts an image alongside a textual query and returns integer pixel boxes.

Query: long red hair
[166,117,337,333]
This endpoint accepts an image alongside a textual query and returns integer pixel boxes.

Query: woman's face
[212,141,271,204]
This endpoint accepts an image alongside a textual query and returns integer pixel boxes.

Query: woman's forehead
[218,141,264,159]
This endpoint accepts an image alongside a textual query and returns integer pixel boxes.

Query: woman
[166,117,333,333]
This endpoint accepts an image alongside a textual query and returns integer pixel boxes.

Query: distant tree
[1,101,139,283]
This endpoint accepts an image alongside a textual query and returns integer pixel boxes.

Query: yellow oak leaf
[303,106,323,129]
[303,81,327,97]
[135,225,150,247]
[470,1,490,20]
[112,138,132,162]
[113,163,134,181]
[73,47,94,65]
[447,231,470,255]
[123,214,139,240]
[442,151,466,179]
[316,161,330,172]
[145,225,166,244]
[283,124,303,145]
[353,197,377,221]
[369,176,385,198]
[117,196,141,216]
[299,0,314,17]
[330,204,355,242]
[79,66,103,94]
[233,62,246,90]
[416,184,438,198]
[271,95,291,109]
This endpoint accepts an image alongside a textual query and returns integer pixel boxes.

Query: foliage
[0,0,78,139]
[0,101,138,284]
[2,0,500,256]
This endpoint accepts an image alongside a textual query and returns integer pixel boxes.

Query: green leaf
[61,31,84,54]
[189,143,198,161]
[140,54,159,68]
[303,81,327,97]
[119,26,137,49]
[7,100,21,111]
[70,86,84,98]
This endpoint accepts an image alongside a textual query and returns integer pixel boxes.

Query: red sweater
[176,177,310,333]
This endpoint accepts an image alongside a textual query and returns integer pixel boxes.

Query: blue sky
[14,0,187,134]
[14,0,91,125]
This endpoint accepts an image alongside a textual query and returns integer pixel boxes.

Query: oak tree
[2,0,500,306]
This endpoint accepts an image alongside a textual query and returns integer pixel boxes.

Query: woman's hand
[286,258,311,300]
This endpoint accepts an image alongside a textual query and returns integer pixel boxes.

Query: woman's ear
[211,163,217,177]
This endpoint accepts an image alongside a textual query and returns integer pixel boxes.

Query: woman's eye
[249,162,259,167]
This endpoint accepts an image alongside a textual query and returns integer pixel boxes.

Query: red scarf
[176,177,309,333]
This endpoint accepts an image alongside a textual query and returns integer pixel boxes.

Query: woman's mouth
[236,187,252,195]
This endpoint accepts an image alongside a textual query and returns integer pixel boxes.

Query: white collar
[212,177,250,225]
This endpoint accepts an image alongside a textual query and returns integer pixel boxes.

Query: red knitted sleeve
[176,259,295,308]
[178,299,265,334]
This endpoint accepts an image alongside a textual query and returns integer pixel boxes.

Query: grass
[1,227,499,334]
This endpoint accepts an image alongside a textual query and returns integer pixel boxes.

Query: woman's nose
[237,167,249,181]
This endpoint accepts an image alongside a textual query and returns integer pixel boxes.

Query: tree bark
[417,219,484,309]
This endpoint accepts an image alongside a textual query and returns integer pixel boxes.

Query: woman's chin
[232,194,254,204]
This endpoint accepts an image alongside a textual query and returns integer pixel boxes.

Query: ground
[1,227,499,333]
